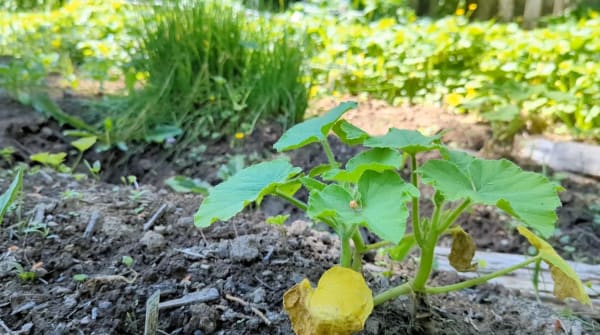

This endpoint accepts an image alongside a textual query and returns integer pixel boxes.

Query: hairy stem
[321,139,339,168]
[436,198,471,234]
[340,236,352,268]
[410,154,423,246]
[274,191,307,212]
[364,240,393,252]
[71,152,83,172]
[373,282,412,306]
[351,230,366,271]
[411,244,436,291]
[424,256,541,294]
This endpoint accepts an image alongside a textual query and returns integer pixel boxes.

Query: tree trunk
[552,0,565,15]
[498,0,515,22]
[474,0,498,20]
[523,0,542,29]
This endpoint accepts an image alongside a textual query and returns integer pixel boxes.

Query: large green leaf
[322,148,403,183]
[0,168,23,226]
[273,102,357,152]
[194,159,301,228]
[420,157,562,238]
[332,120,370,146]
[307,171,417,243]
[364,128,442,155]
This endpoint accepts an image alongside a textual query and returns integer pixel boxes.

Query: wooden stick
[144,204,168,231]
[83,211,100,239]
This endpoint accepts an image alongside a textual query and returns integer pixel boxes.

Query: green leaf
[31,94,97,133]
[482,105,519,122]
[309,164,333,177]
[194,159,301,228]
[364,128,442,155]
[388,234,416,261]
[30,152,67,167]
[0,168,23,226]
[71,136,97,152]
[322,148,403,183]
[121,255,134,267]
[420,157,562,238]
[144,125,183,143]
[165,176,210,195]
[307,171,417,243]
[274,102,357,152]
[300,176,327,192]
[266,214,290,225]
[73,274,88,282]
[332,120,370,145]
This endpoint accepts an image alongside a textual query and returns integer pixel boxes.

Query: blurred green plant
[108,0,308,144]
[280,4,600,140]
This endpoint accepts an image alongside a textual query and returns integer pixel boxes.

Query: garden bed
[0,95,599,334]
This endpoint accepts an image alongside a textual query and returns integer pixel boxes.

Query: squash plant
[194,102,591,334]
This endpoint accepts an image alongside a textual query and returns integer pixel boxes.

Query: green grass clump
[114,0,308,143]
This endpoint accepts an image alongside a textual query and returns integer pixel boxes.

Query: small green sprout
[73,274,88,282]
[194,102,591,334]
[121,255,134,267]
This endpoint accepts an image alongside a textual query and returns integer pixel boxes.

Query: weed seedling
[194,102,591,334]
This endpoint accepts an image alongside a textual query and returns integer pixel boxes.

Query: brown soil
[0,93,598,334]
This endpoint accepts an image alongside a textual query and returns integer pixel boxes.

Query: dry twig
[225,294,271,326]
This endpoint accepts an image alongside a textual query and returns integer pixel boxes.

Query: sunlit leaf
[332,119,369,146]
[71,136,97,152]
[322,148,402,183]
[194,159,301,228]
[308,171,417,242]
[274,102,357,152]
[0,168,23,226]
[420,155,562,238]
[365,128,442,155]
[30,152,67,167]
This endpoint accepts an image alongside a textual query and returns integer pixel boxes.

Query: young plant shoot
[194,102,591,334]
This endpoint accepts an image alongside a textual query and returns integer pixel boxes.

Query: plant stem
[71,152,83,171]
[351,230,366,271]
[436,198,471,234]
[410,154,423,246]
[411,244,435,291]
[274,190,307,211]
[364,240,393,251]
[321,139,339,168]
[340,236,352,268]
[373,282,412,306]
[424,256,541,294]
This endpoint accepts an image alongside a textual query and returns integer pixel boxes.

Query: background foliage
[0,0,599,143]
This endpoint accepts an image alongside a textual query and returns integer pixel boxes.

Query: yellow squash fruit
[517,226,591,305]
[283,266,374,335]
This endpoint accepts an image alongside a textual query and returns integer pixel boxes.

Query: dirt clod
[229,234,261,263]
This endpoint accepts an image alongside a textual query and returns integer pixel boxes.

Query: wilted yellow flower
[283,266,373,335]
[468,3,477,11]
[455,8,465,16]
[234,132,245,140]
